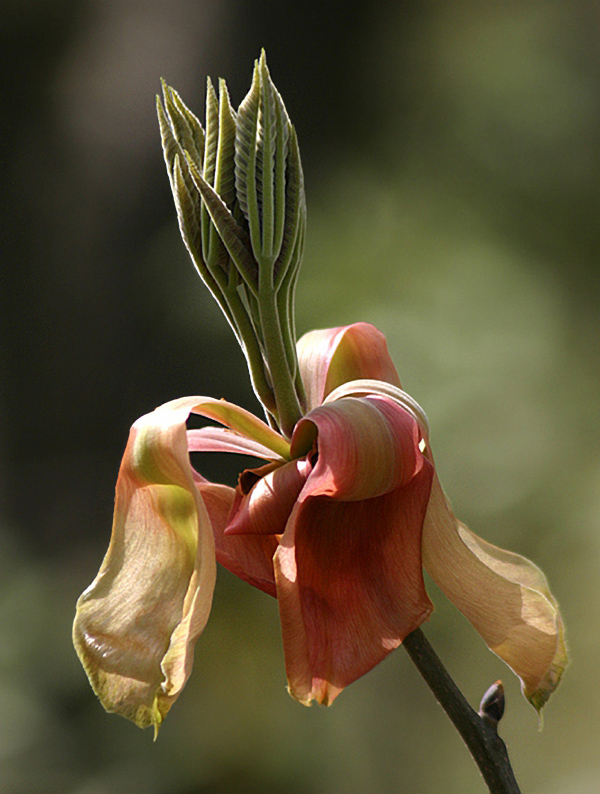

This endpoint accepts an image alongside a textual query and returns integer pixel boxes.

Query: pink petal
[272,394,434,704]
[187,426,283,459]
[275,460,434,705]
[297,323,402,411]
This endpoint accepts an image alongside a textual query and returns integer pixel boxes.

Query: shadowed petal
[199,481,279,597]
[275,461,434,705]
[226,458,311,536]
[297,323,402,411]
[422,475,568,711]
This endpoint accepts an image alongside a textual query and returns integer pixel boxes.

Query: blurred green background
[1,1,599,792]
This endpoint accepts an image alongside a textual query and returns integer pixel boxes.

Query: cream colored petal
[74,395,290,732]
[73,478,214,733]
[422,475,567,711]
[73,400,220,732]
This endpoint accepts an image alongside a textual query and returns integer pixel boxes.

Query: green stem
[223,285,277,417]
[257,283,303,438]
[277,277,306,410]
[403,629,521,794]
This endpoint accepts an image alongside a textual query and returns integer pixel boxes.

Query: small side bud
[479,680,505,731]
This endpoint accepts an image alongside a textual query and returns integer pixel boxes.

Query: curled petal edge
[291,394,427,501]
[323,378,431,440]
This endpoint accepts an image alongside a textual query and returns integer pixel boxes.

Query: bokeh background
[1,1,599,792]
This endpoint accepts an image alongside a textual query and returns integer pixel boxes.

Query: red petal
[274,460,434,705]
[226,458,312,536]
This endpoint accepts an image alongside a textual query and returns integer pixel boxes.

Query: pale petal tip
[523,619,569,724]
[73,615,173,735]
[124,692,171,736]
[525,655,568,716]
[287,684,313,707]
[286,678,341,707]
[151,699,164,741]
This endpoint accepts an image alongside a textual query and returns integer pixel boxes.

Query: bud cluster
[157,51,306,436]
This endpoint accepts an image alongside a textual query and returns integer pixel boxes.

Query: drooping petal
[73,403,216,732]
[73,395,289,732]
[275,465,434,705]
[421,475,568,711]
[297,323,402,412]
[274,395,434,704]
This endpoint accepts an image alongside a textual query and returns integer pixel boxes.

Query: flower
[73,322,567,733]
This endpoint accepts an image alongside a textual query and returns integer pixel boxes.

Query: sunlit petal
[324,378,431,441]
[187,426,283,459]
[297,323,402,411]
[73,395,290,732]
[184,396,291,459]
[422,475,568,711]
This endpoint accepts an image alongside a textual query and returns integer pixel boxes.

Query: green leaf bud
[157,52,307,436]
